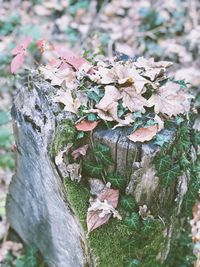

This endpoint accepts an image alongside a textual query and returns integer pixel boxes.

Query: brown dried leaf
[75,120,99,131]
[96,85,121,111]
[54,90,78,114]
[71,144,89,160]
[121,86,147,113]
[128,125,158,142]
[87,188,120,233]
[147,81,192,117]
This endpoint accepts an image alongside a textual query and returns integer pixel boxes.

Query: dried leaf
[55,143,73,165]
[71,144,89,160]
[75,120,99,132]
[96,85,121,111]
[147,81,192,117]
[54,90,78,113]
[87,188,121,233]
[66,163,82,182]
[121,86,147,113]
[11,36,33,55]
[128,125,158,142]
[154,114,164,131]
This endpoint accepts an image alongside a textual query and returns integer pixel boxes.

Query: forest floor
[0,0,200,265]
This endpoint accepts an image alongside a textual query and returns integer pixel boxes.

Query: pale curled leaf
[55,143,73,165]
[71,144,88,160]
[66,163,82,182]
[54,90,79,114]
[128,125,158,142]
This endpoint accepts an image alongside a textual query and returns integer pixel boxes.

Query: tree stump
[6,72,197,267]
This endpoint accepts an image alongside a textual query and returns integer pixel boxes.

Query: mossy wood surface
[6,74,198,267]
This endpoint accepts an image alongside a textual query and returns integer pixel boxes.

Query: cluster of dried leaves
[34,44,192,142]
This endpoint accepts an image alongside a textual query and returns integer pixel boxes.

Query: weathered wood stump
[6,73,196,266]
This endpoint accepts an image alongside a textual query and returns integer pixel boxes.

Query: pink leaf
[11,53,25,74]
[75,120,99,132]
[12,36,33,55]
[54,46,87,70]
[87,211,111,234]
[87,188,120,233]
[99,188,119,208]
[128,125,158,142]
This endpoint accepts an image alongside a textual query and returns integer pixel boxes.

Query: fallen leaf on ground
[75,120,99,131]
[128,125,158,142]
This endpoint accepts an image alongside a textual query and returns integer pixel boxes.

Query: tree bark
[6,74,192,266]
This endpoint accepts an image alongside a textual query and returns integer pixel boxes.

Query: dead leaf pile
[39,54,193,142]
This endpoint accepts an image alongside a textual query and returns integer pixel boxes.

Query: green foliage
[124,212,140,230]
[64,179,132,267]
[83,159,104,176]
[93,143,114,166]
[154,121,192,186]
[83,143,113,178]
[166,229,196,267]
[106,173,128,191]
[120,195,137,212]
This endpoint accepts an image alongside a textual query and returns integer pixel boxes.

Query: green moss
[64,179,169,267]
[50,120,76,157]
[64,179,133,267]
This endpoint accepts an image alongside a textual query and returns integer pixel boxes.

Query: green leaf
[154,155,171,173]
[106,173,127,190]
[93,144,113,166]
[153,133,171,147]
[124,212,140,230]
[120,196,137,211]
[83,160,103,176]
[87,113,97,121]
[159,164,181,186]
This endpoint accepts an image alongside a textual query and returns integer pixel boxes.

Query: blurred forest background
[0,0,200,265]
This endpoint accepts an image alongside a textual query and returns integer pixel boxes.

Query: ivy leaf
[120,196,137,211]
[124,212,140,230]
[83,160,104,176]
[154,155,171,173]
[153,133,172,146]
[106,173,128,190]
[93,144,113,166]
[159,164,181,186]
